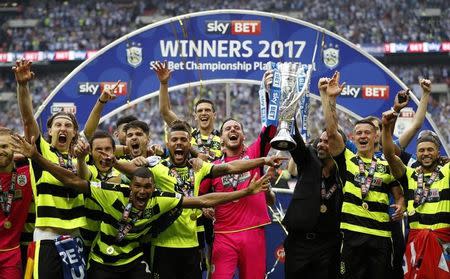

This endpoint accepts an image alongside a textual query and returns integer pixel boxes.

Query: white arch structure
[34,9,448,155]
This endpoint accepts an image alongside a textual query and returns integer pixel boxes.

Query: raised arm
[182,173,270,208]
[398,79,432,149]
[381,110,406,179]
[11,135,89,193]
[153,61,179,125]
[84,81,120,140]
[12,60,39,141]
[289,118,307,167]
[321,73,346,156]
[210,155,287,178]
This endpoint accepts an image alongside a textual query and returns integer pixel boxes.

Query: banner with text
[35,10,447,156]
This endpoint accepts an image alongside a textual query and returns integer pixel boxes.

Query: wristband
[98,99,107,104]
[390,107,399,116]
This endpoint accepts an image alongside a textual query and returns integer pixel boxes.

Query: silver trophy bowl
[270,62,309,151]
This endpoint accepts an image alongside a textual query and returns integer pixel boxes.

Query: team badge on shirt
[17,174,27,186]
[376,164,386,173]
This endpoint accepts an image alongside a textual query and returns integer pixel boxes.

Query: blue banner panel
[35,10,447,156]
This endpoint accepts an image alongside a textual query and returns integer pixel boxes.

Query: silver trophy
[270,62,311,150]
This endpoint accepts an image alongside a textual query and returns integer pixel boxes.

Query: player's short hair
[116,115,138,129]
[194,99,215,112]
[90,130,116,151]
[168,120,192,135]
[132,167,154,181]
[124,120,150,136]
[220,118,244,134]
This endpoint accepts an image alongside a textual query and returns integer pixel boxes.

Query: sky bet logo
[206,20,261,35]
[340,85,389,99]
[78,82,127,96]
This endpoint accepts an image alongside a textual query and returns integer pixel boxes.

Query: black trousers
[152,246,201,279]
[284,232,340,279]
[391,221,406,279]
[340,231,393,279]
[88,258,151,279]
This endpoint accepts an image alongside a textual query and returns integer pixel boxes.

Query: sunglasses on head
[417,130,438,140]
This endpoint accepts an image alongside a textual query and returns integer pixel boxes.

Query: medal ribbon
[0,169,17,216]
[321,178,337,201]
[193,129,219,156]
[166,161,195,197]
[219,149,246,191]
[357,156,377,199]
[413,166,439,208]
[51,147,77,174]
[116,202,143,242]
[97,169,114,182]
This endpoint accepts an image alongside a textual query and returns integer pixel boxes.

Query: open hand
[12,59,35,86]
[10,134,36,158]
[247,173,271,194]
[152,61,172,84]
[326,71,345,97]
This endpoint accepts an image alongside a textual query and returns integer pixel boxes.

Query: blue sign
[35,10,447,156]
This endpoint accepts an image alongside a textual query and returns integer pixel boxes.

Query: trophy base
[270,138,297,151]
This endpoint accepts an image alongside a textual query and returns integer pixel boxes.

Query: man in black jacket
[282,121,345,279]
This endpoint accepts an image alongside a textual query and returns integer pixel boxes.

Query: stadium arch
[34,9,448,156]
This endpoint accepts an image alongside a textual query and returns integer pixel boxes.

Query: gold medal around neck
[408,210,416,216]
[362,202,369,210]
[3,221,12,229]
[106,246,115,255]
[190,213,197,221]
[320,204,328,213]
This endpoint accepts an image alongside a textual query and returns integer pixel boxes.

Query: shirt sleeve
[290,121,308,167]
[399,150,413,166]
[199,177,212,195]
[333,148,348,187]
[396,169,409,192]
[198,161,214,180]
[88,181,127,209]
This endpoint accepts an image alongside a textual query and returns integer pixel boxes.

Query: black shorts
[88,258,151,279]
[340,230,393,279]
[152,246,201,279]
[35,240,64,279]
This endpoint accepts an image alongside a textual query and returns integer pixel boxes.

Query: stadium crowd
[0,0,448,52]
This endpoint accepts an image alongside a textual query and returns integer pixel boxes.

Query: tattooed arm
[320,72,346,157]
